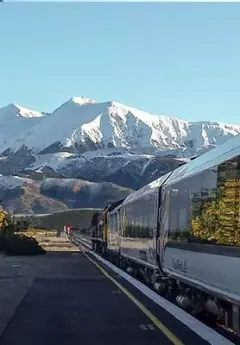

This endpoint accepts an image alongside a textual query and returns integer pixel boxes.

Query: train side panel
[160,153,240,304]
[119,188,159,269]
[119,172,172,269]
[163,245,240,303]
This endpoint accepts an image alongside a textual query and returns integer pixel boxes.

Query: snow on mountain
[0,174,28,189]
[9,104,46,118]
[27,149,188,190]
[1,97,239,156]
[0,96,239,191]
[4,98,108,153]
[30,149,154,172]
[70,96,96,105]
[0,104,47,152]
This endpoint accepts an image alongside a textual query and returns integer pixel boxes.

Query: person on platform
[66,224,72,236]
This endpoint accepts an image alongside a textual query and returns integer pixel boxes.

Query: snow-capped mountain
[0,104,48,151]
[0,96,239,193]
[1,96,239,155]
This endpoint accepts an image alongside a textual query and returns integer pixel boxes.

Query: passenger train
[90,134,240,335]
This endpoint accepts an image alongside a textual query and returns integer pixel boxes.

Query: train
[89,134,240,335]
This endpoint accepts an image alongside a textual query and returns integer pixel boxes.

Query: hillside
[16,209,102,231]
[0,175,132,214]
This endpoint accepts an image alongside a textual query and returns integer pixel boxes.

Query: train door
[116,210,120,248]
[158,186,171,268]
[151,189,159,266]
[156,187,162,266]
[156,186,171,268]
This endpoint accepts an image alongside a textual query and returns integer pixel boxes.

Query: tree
[190,162,240,246]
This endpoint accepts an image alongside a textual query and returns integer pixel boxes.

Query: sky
[1,3,240,124]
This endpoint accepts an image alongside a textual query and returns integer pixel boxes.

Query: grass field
[16,208,102,231]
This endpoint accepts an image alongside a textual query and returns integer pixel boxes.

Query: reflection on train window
[122,197,155,239]
[167,156,240,246]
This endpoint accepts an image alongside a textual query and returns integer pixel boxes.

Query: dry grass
[21,228,78,252]
[23,228,56,236]
[22,183,68,213]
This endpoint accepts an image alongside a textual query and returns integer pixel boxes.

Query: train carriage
[98,199,125,256]
[119,172,172,275]
[91,134,240,335]
[107,203,122,262]
[159,134,240,332]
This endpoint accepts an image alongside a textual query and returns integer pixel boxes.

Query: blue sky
[1,3,240,124]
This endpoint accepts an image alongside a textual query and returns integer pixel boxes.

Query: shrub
[3,233,46,255]
[0,210,46,255]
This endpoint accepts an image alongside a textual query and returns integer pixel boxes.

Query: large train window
[189,156,240,246]
[168,155,240,246]
[108,216,112,234]
[121,194,156,239]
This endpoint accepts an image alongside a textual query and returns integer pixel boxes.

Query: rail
[72,234,92,249]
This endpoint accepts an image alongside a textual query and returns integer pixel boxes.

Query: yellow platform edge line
[84,251,185,345]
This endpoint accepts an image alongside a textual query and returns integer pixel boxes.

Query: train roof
[108,202,122,215]
[105,198,125,213]
[165,134,240,186]
[122,171,172,206]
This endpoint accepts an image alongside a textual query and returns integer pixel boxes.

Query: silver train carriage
[159,134,240,331]
[108,172,172,278]
[106,134,240,334]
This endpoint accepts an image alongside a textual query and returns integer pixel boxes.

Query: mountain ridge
[1,97,239,157]
[0,96,239,213]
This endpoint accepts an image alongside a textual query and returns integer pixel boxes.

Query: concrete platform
[0,250,223,345]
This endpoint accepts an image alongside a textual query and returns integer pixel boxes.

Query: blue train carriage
[118,171,172,282]
[159,134,240,334]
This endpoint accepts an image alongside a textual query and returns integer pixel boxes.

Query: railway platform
[0,242,235,345]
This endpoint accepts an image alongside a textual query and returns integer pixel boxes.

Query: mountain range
[0,97,239,214]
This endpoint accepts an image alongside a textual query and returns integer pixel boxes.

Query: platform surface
[0,250,211,345]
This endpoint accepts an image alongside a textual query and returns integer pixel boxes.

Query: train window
[110,215,114,233]
[133,224,138,238]
[137,217,141,238]
[140,215,146,237]
[127,223,131,237]
[189,157,240,246]
[166,156,240,247]
[111,214,115,232]
[121,194,157,240]
[116,213,120,232]
[146,215,150,238]
[115,214,118,232]
[108,217,112,233]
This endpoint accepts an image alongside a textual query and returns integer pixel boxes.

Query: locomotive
[90,134,240,335]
